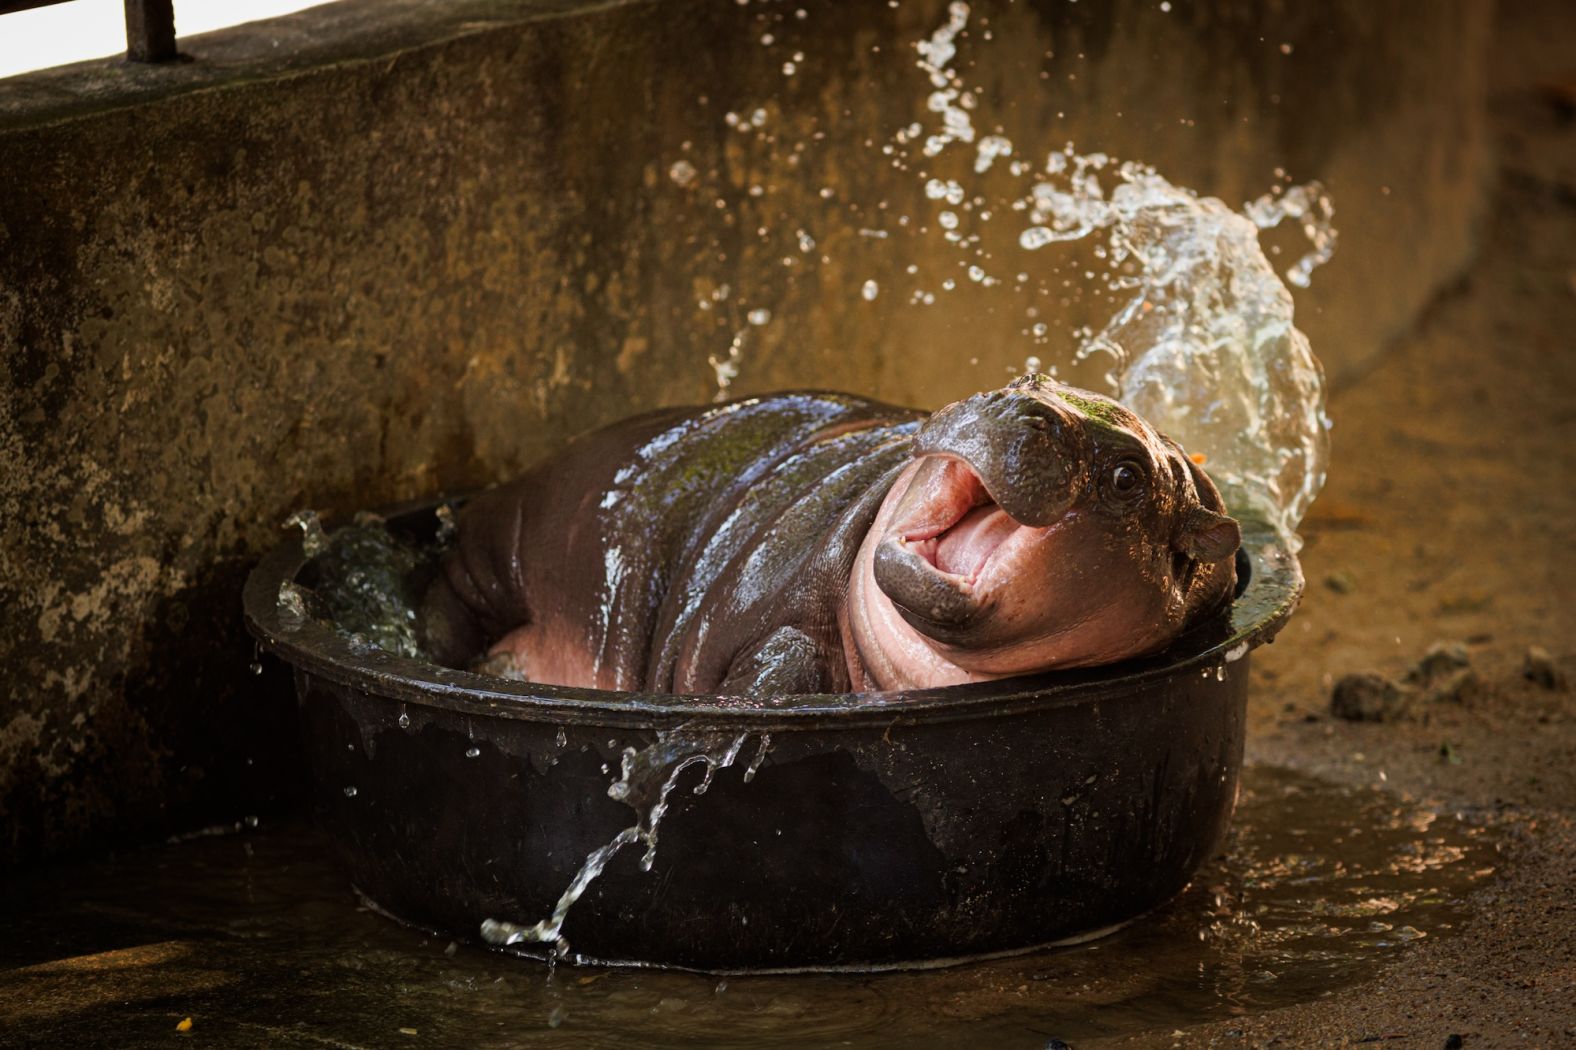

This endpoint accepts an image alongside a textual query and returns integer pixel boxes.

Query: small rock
[1332,673,1412,722]
[1324,571,1354,594]
[1523,646,1567,691]
[1427,668,1484,706]
[1443,1035,1464,1050]
[1407,641,1470,685]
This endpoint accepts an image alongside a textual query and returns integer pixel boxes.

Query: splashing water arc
[700,0,1335,542]
[914,1,1332,541]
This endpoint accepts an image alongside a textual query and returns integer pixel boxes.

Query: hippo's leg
[719,626,841,696]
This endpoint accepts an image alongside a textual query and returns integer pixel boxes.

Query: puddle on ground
[0,766,1496,1049]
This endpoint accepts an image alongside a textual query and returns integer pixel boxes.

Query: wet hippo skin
[420,374,1241,695]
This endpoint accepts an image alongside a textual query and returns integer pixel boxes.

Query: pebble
[1523,646,1567,691]
[1407,641,1471,685]
[1331,673,1412,722]
[1324,571,1355,594]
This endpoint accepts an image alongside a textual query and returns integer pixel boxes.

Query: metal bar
[123,0,176,63]
[0,1,74,14]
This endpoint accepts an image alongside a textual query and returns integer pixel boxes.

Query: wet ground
[0,767,1497,1048]
[5,4,1574,1048]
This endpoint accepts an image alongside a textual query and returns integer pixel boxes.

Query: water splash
[898,4,1331,541]
[1011,158,1331,538]
[677,2,1335,542]
[282,508,328,557]
[1245,180,1339,290]
[481,729,767,958]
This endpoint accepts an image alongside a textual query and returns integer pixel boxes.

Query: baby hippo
[420,374,1241,695]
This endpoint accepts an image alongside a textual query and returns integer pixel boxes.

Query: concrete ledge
[0,0,1491,865]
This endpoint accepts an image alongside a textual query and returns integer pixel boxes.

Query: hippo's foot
[718,626,842,697]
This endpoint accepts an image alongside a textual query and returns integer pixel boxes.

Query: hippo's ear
[1174,506,1241,564]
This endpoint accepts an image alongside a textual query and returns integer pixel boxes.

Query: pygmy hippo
[420,374,1241,695]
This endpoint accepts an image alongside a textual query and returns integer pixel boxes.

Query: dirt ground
[1115,9,1576,1048]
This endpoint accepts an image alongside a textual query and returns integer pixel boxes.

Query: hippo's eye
[1108,460,1145,498]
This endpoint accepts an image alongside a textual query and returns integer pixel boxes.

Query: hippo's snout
[911,385,1091,526]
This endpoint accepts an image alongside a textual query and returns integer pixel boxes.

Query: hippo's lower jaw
[871,538,983,638]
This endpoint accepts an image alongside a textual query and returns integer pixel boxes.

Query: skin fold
[420,374,1241,695]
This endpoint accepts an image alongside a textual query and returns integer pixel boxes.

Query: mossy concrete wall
[0,0,1491,866]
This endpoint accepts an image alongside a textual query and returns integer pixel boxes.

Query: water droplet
[668,159,697,187]
[465,746,481,759]
[343,786,358,798]
[248,661,263,675]
[746,308,772,326]
[282,509,328,557]
[555,728,568,749]
[397,711,411,729]
[434,503,458,545]
[1019,226,1055,250]
[276,582,309,630]
[861,279,879,301]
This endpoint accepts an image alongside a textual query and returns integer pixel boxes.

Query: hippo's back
[434,392,922,691]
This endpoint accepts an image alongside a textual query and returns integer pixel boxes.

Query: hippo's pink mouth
[897,459,1024,585]
[905,503,1022,582]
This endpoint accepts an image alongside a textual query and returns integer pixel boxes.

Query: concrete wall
[0,0,1491,866]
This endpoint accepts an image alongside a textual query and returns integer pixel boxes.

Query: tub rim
[243,502,1301,731]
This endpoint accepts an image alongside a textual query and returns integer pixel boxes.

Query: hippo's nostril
[1015,406,1059,431]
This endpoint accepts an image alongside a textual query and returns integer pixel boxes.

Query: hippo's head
[848,374,1241,686]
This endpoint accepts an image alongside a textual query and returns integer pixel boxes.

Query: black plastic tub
[243,502,1301,973]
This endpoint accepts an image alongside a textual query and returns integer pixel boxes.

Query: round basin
[243,501,1301,972]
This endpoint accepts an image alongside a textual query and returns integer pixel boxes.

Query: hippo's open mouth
[900,467,1022,583]
[874,456,1041,634]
